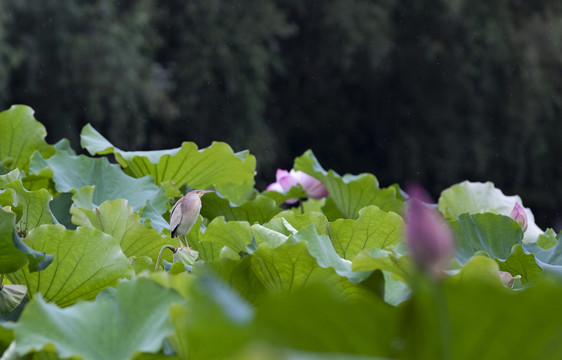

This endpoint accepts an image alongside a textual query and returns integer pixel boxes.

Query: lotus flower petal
[266,168,328,204]
[266,182,284,193]
[291,170,329,199]
[278,172,299,191]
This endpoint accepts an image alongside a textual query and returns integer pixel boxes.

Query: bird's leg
[182,235,191,250]
[177,237,185,248]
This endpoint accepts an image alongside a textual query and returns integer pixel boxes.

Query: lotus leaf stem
[155,245,177,272]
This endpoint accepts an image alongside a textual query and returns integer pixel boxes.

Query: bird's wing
[170,200,182,237]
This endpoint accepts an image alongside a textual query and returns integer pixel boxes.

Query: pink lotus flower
[510,203,528,232]
[266,169,328,203]
[406,184,454,277]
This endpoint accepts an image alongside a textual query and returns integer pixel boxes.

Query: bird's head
[190,189,215,198]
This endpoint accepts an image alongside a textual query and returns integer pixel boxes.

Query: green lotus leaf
[0,207,52,274]
[139,201,170,233]
[13,277,185,360]
[289,224,370,283]
[199,217,253,256]
[352,248,416,285]
[439,181,542,243]
[0,177,53,236]
[537,228,557,249]
[169,272,399,358]
[200,192,281,224]
[7,225,132,306]
[232,346,395,360]
[30,149,167,213]
[379,271,411,306]
[168,273,254,359]
[298,198,326,214]
[0,207,26,273]
[184,217,219,261]
[450,213,523,265]
[184,216,253,261]
[1,169,52,232]
[130,256,155,274]
[522,234,562,278]
[495,244,542,284]
[48,192,75,229]
[267,210,329,236]
[131,354,181,360]
[261,186,308,206]
[251,224,288,249]
[0,322,13,354]
[21,168,57,197]
[443,279,562,358]
[71,185,96,209]
[148,269,193,301]
[0,189,18,218]
[294,150,404,219]
[22,139,73,196]
[328,205,404,260]
[0,105,53,171]
[70,199,175,262]
[0,169,20,185]
[81,124,256,204]
[452,255,504,285]
[253,285,399,357]
[250,240,365,299]
[194,257,267,303]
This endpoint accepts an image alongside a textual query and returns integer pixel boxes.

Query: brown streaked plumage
[170,189,215,248]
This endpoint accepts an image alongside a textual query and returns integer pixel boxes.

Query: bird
[170,189,215,248]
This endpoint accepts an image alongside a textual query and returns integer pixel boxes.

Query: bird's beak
[200,189,215,195]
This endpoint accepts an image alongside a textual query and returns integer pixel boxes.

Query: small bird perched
[170,189,215,248]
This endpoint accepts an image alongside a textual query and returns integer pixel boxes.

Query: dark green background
[1,0,561,230]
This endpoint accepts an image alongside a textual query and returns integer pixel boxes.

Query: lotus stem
[433,281,452,360]
[155,245,177,272]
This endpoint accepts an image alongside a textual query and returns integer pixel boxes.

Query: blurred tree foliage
[152,0,295,166]
[1,0,562,228]
[3,0,166,147]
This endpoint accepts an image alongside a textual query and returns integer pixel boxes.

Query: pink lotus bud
[510,203,528,232]
[499,271,515,288]
[266,168,328,203]
[406,184,454,277]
